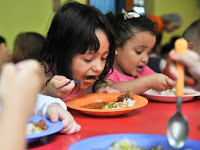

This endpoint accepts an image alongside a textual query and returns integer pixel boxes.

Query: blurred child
[12,32,45,63]
[94,10,175,94]
[166,19,200,87]
[0,60,43,150]
[0,60,80,150]
[0,36,11,72]
[39,1,118,101]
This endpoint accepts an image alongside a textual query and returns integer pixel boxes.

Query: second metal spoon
[167,38,189,148]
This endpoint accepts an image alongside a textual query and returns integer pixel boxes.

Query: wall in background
[0,0,86,51]
[1,0,200,51]
[145,0,200,45]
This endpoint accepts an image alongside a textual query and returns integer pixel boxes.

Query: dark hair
[161,35,181,58]
[106,12,157,48]
[13,32,44,62]
[40,1,115,83]
[182,18,200,42]
[0,36,6,44]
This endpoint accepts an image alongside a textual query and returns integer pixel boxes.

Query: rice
[121,98,136,107]
[151,89,175,96]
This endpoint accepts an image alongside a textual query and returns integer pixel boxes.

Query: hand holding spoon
[167,38,189,148]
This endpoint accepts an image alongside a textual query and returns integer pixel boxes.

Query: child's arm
[47,103,81,134]
[35,94,81,134]
[95,73,175,94]
[35,94,67,117]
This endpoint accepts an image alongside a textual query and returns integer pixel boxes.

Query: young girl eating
[39,1,117,101]
[94,10,175,94]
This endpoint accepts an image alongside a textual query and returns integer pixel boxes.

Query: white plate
[143,88,200,102]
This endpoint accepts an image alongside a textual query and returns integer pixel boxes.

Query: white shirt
[35,94,67,118]
[0,94,67,117]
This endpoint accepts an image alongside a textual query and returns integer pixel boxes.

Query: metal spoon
[167,38,189,148]
[65,76,97,86]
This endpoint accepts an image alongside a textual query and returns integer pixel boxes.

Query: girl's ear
[115,47,120,56]
[115,41,121,56]
[188,42,195,50]
[23,48,29,59]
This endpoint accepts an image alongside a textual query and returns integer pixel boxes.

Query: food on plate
[102,99,135,110]
[150,89,194,96]
[108,138,142,150]
[151,89,176,96]
[108,138,190,150]
[108,138,162,150]
[26,119,47,135]
[117,91,135,101]
[82,92,136,109]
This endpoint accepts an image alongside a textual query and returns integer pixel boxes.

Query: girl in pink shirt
[94,11,175,94]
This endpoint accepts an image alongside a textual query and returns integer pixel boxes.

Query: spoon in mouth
[65,76,97,86]
[167,38,189,149]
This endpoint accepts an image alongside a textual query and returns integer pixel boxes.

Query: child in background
[94,10,175,94]
[12,32,45,63]
[182,18,200,86]
[39,1,118,101]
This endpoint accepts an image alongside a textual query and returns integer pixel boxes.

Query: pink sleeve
[106,69,119,83]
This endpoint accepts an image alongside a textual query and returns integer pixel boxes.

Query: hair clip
[122,9,140,20]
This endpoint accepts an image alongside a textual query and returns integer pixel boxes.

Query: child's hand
[42,75,75,99]
[162,58,195,86]
[96,86,120,93]
[147,73,175,92]
[47,103,81,134]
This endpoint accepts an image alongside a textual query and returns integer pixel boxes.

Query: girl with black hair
[39,1,117,101]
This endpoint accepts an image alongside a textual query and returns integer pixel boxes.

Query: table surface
[28,96,200,150]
